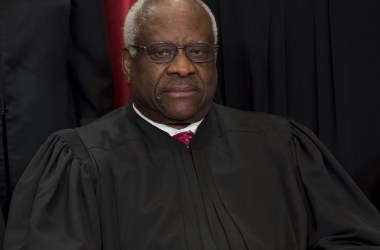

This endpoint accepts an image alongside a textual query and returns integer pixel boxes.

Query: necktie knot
[173,131,194,147]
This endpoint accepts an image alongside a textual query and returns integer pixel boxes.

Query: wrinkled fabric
[4,103,380,249]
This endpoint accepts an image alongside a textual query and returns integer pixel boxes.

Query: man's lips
[161,86,199,98]
[162,89,198,98]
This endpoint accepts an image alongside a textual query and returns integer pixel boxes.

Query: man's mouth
[162,89,198,98]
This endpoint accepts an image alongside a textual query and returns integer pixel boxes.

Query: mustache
[163,76,199,86]
[159,77,201,91]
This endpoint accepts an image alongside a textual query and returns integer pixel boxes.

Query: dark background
[203,0,380,210]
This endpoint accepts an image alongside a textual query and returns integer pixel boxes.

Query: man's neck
[132,103,203,136]
[166,123,191,129]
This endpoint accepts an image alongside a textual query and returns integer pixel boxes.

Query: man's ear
[122,48,133,83]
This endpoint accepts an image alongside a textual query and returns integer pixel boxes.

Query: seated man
[4,0,380,249]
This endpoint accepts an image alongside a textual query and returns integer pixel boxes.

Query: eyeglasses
[129,42,219,64]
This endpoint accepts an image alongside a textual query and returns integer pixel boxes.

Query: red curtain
[103,0,137,108]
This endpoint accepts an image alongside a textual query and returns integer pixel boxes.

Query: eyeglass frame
[128,41,219,64]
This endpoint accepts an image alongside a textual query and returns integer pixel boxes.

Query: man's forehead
[137,11,212,45]
[130,0,214,44]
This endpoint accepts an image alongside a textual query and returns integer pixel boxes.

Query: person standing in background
[0,0,114,219]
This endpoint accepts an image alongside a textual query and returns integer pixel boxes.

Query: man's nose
[166,49,196,77]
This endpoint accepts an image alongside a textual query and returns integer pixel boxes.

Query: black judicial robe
[4,103,380,249]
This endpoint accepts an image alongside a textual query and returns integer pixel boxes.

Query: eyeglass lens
[144,42,216,63]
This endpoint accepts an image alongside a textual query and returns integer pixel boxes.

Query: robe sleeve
[3,129,101,250]
[288,120,380,248]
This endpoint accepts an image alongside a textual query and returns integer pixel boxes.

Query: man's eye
[151,49,172,58]
[187,48,208,57]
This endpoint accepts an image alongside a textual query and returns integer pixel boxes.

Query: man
[3,0,380,249]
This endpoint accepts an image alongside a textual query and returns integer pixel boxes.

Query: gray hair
[123,0,218,57]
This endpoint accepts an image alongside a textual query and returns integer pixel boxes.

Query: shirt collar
[133,103,203,136]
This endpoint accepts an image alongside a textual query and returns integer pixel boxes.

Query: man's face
[123,3,218,127]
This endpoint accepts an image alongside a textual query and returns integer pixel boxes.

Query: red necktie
[173,131,194,148]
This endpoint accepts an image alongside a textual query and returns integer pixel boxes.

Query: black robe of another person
[4,103,380,250]
[0,0,114,217]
